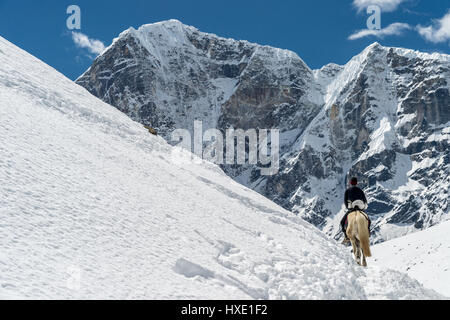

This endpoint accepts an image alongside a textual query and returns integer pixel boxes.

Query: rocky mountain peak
[76,22,450,243]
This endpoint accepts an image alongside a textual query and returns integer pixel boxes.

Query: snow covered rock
[0,36,443,299]
[77,21,449,243]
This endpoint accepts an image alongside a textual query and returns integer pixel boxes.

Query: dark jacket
[344,186,367,209]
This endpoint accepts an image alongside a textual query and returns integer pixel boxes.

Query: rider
[341,177,370,244]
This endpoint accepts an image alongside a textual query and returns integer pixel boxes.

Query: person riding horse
[341,177,371,245]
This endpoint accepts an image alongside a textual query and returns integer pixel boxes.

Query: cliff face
[76,20,450,242]
[267,43,449,241]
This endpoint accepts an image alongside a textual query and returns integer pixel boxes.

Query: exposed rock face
[76,20,450,243]
[271,43,450,242]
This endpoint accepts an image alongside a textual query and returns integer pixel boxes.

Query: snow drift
[0,36,444,299]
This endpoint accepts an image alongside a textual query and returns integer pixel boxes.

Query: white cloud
[417,11,450,44]
[349,22,412,40]
[353,0,407,12]
[71,32,106,56]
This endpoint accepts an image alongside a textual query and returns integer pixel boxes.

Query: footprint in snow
[173,258,214,279]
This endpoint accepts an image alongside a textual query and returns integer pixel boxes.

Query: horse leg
[357,240,362,265]
[351,239,360,265]
[361,253,367,267]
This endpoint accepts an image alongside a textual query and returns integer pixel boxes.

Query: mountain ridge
[76,20,450,243]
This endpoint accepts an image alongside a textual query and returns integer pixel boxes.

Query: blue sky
[0,0,449,80]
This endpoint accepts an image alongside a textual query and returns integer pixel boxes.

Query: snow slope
[0,36,444,299]
[372,219,450,297]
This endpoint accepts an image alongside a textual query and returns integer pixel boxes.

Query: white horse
[346,210,372,267]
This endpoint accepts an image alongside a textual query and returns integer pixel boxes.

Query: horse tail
[357,211,372,258]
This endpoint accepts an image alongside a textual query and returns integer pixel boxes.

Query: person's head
[350,177,358,186]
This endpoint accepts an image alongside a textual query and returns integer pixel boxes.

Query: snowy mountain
[372,219,450,297]
[0,36,443,299]
[76,20,450,243]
